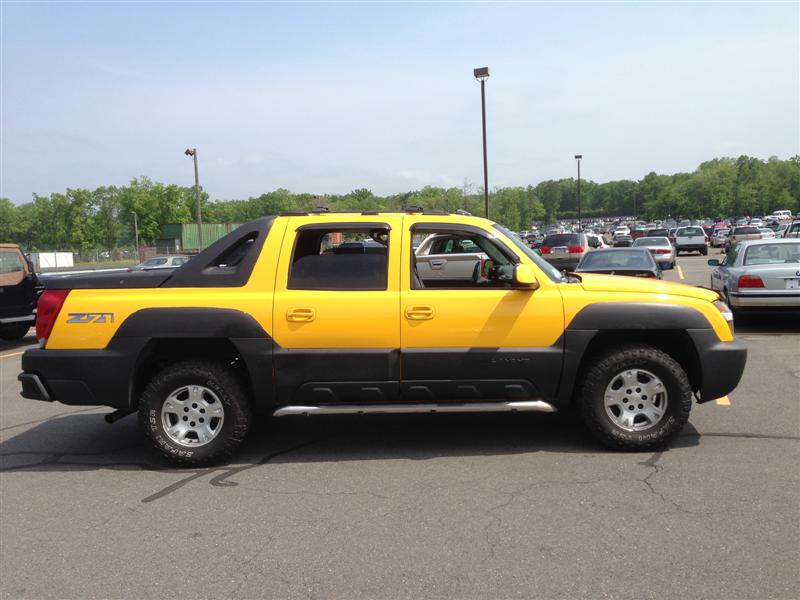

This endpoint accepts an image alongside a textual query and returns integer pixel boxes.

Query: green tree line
[1,155,798,251]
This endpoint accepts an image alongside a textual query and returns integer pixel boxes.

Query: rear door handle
[429,260,446,269]
[405,305,435,320]
[287,308,315,322]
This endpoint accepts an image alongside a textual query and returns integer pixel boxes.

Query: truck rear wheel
[578,345,692,451]
[138,361,252,466]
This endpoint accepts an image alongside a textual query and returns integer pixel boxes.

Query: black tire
[701,247,708,256]
[138,361,252,466]
[0,323,30,340]
[578,344,692,451]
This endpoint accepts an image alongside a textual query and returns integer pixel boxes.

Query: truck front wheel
[138,361,252,466]
[578,345,692,451]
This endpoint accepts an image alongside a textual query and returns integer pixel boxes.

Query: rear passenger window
[289,226,389,290]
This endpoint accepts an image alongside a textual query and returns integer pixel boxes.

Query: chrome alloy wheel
[604,369,668,432]
[161,385,225,447]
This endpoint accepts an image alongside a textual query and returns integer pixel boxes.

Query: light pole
[574,155,582,231]
[473,67,490,219]
[131,210,140,260]
[184,148,203,250]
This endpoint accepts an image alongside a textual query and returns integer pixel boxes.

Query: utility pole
[473,67,490,219]
[132,210,140,260]
[184,148,203,250]
[574,155,582,231]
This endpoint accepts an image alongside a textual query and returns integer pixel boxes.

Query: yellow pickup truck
[19,210,746,466]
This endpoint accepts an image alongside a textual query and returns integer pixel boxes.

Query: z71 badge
[66,312,115,324]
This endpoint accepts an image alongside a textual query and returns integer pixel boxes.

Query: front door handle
[287,307,315,322]
[429,260,446,269]
[405,305,434,320]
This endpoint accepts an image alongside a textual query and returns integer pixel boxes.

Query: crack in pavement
[141,437,325,503]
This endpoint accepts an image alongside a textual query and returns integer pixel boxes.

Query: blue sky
[1,1,798,204]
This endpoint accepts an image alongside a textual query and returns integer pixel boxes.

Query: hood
[578,273,719,301]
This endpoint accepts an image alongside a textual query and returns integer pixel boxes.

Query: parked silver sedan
[708,239,800,310]
[632,236,676,269]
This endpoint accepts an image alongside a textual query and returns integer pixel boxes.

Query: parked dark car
[575,248,662,279]
[646,228,671,239]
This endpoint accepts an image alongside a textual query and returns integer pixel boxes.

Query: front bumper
[687,330,747,402]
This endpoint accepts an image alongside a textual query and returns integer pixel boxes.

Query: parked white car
[674,226,708,256]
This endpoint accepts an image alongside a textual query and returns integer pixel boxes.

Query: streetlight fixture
[574,154,583,231]
[184,148,203,250]
[473,67,490,219]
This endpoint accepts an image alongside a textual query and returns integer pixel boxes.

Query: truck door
[272,217,401,405]
[401,219,565,402]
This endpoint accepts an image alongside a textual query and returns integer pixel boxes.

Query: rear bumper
[676,244,706,251]
[687,330,747,402]
[18,340,146,410]
[728,292,800,308]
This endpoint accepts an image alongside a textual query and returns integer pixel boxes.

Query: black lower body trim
[687,329,747,402]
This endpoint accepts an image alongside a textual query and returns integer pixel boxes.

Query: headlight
[713,299,734,335]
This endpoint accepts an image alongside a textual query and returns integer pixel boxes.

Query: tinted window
[634,237,670,247]
[142,258,168,267]
[743,243,800,265]
[289,227,389,290]
[647,229,669,237]
[429,236,480,254]
[679,227,705,236]
[733,227,760,235]
[579,250,655,269]
[543,234,581,247]
[0,251,24,274]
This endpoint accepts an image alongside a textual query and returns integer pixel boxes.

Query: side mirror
[707,259,720,266]
[514,264,539,290]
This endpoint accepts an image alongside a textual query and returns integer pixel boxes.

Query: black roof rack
[278,207,460,217]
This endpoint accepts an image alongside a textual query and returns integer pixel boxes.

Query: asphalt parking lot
[1,253,798,600]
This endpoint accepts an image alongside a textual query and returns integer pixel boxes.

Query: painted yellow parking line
[715,396,731,406]
[0,351,24,359]
[676,265,685,280]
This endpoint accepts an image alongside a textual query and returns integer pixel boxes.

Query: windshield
[494,224,564,282]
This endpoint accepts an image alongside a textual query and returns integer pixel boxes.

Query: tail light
[656,249,671,254]
[540,246,552,254]
[738,275,765,289]
[36,289,69,347]
[479,256,489,279]
[568,245,584,253]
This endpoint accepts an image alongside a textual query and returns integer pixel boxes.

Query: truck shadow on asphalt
[0,331,37,352]
[0,410,702,492]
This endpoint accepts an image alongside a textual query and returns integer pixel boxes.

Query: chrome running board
[273,400,556,417]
